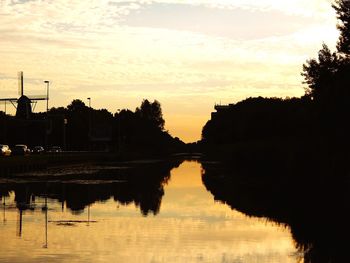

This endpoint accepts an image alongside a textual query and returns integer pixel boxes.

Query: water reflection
[202,161,350,263]
[0,160,297,263]
[0,160,181,216]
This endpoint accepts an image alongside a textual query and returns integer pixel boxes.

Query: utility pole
[117,109,121,154]
[44,81,50,113]
[87,98,91,151]
[63,118,67,151]
[44,81,50,149]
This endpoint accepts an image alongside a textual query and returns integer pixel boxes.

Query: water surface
[0,160,298,263]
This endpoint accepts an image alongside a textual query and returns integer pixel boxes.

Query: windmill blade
[0,98,18,110]
[27,95,47,100]
[18,71,24,96]
[0,98,18,102]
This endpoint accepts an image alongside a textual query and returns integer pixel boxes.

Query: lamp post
[117,109,121,154]
[63,118,67,151]
[44,81,50,149]
[44,81,50,113]
[87,98,91,151]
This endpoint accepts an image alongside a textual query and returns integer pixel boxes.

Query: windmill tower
[16,72,32,119]
[0,72,49,119]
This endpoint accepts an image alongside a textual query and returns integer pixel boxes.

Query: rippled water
[0,161,299,263]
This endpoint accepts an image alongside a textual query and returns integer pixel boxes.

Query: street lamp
[44,81,50,113]
[87,98,92,151]
[63,118,67,151]
[44,81,50,149]
[117,109,121,154]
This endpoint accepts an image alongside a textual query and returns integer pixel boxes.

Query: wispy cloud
[0,0,339,141]
[109,0,334,17]
[122,3,325,40]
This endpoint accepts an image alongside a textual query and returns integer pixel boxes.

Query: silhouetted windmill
[0,72,49,119]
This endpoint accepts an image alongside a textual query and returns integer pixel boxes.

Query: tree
[301,1,350,139]
[136,99,165,130]
[333,0,350,55]
[66,99,89,150]
[67,99,87,112]
[301,44,339,102]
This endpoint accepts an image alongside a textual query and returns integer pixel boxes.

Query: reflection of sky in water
[0,161,298,263]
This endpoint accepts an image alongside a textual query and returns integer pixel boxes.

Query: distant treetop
[136,99,165,130]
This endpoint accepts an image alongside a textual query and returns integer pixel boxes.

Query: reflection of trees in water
[201,160,350,263]
[0,160,182,216]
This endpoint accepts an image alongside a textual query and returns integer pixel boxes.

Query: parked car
[0,144,11,156]
[32,146,45,154]
[48,146,62,153]
[12,144,30,156]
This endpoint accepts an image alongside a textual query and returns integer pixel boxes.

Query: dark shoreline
[0,152,199,178]
[201,139,350,263]
[0,152,115,176]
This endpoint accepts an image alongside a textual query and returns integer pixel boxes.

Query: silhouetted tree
[1,97,183,153]
[67,99,87,113]
[302,44,339,101]
[202,97,312,144]
[301,1,350,140]
[66,99,89,150]
[112,100,184,155]
[136,99,165,130]
[333,0,350,55]
[49,106,66,115]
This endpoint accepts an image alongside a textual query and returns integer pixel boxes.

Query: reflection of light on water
[2,195,6,224]
[157,161,297,262]
[42,196,48,249]
[87,205,90,226]
[0,161,298,263]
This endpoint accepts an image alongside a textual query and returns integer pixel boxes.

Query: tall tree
[301,44,338,102]
[301,1,350,139]
[333,0,350,55]
[136,99,165,130]
[66,99,89,150]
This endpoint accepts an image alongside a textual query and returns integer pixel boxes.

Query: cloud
[0,0,339,141]
[109,0,335,18]
[122,3,326,40]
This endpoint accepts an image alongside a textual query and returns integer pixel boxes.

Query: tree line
[202,0,350,149]
[0,99,185,155]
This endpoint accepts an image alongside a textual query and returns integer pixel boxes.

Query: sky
[0,0,339,142]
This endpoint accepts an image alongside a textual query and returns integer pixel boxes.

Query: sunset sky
[0,0,339,142]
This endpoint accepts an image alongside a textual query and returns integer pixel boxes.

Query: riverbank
[202,137,350,180]
[0,152,116,176]
[0,151,197,178]
[202,158,350,263]
[200,136,350,263]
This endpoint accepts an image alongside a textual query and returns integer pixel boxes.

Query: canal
[0,160,298,263]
